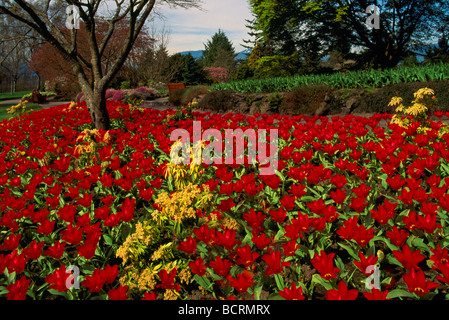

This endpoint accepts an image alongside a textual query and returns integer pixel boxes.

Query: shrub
[390,87,437,132]
[197,89,238,113]
[120,81,131,89]
[280,84,335,115]
[111,89,126,102]
[356,80,449,113]
[21,91,57,100]
[267,92,283,113]
[127,87,157,101]
[168,88,188,107]
[180,85,210,106]
[204,67,229,83]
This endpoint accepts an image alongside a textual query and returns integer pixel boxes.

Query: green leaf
[103,234,113,246]
[407,236,431,254]
[386,254,403,268]
[337,242,359,260]
[274,274,285,291]
[253,283,263,300]
[311,274,334,291]
[386,289,417,300]
[267,293,285,300]
[193,274,213,291]
[334,255,346,276]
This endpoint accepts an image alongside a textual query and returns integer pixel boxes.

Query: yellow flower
[405,103,427,117]
[388,96,403,107]
[395,104,405,113]
[178,268,192,284]
[413,87,434,100]
[137,268,157,291]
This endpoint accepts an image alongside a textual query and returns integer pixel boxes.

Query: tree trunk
[84,88,110,130]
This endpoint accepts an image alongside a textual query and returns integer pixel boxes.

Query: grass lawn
[0,90,31,101]
[0,102,41,120]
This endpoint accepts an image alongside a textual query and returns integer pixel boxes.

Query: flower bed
[0,100,449,300]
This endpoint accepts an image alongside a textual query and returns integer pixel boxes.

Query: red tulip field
[1,99,449,301]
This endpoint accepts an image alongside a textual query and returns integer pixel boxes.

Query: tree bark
[83,87,110,130]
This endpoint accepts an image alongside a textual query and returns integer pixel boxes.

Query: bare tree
[0,14,42,92]
[0,0,201,129]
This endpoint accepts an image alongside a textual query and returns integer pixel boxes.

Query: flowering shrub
[6,101,28,117]
[0,100,449,301]
[390,87,437,133]
[204,67,229,84]
[21,91,58,101]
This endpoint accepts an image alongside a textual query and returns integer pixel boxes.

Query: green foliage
[231,60,254,81]
[168,88,189,107]
[211,62,449,93]
[267,92,283,112]
[120,81,131,89]
[202,29,235,67]
[253,53,300,79]
[280,84,335,114]
[182,53,208,86]
[197,89,238,113]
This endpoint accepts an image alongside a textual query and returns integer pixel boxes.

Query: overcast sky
[154,0,253,54]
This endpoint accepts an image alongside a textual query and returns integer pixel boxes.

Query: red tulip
[209,256,233,277]
[403,268,439,296]
[262,250,290,276]
[268,207,287,224]
[393,245,425,271]
[363,288,390,300]
[243,209,266,235]
[386,226,409,247]
[107,285,129,300]
[278,282,305,300]
[311,250,340,280]
[177,236,197,255]
[353,251,378,277]
[189,257,207,276]
[235,245,260,267]
[44,241,66,259]
[228,270,254,293]
[280,194,296,211]
[251,232,272,249]
[45,265,72,292]
[6,275,31,300]
[330,189,347,205]
[326,281,358,300]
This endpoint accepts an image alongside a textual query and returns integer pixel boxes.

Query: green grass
[0,103,41,121]
[0,91,31,101]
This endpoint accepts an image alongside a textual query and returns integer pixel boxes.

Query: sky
[153,0,254,55]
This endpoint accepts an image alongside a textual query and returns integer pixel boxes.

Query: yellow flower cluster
[152,183,213,224]
[7,101,27,117]
[74,128,110,168]
[116,220,160,264]
[390,87,436,132]
[63,101,83,112]
[165,139,206,189]
[150,242,174,261]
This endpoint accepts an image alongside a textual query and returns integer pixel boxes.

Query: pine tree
[202,29,236,67]
[182,53,206,85]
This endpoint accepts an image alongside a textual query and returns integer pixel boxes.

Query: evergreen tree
[182,53,207,85]
[203,29,236,67]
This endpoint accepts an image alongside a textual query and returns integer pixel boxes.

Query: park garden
[1,0,449,301]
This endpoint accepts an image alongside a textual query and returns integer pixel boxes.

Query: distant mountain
[179,50,204,60]
[178,49,252,60]
[235,48,252,60]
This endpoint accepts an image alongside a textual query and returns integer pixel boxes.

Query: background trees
[0,15,41,92]
[0,0,201,129]
[247,0,449,70]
